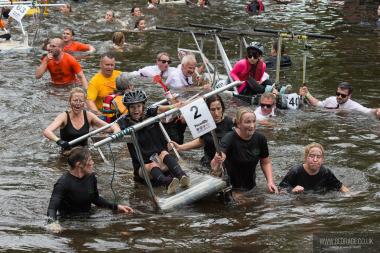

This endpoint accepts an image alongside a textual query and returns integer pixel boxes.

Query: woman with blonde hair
[111,32,126,51]
[212,107,278,197]
[43,87,120,151]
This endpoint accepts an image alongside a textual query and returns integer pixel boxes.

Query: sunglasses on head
[260,103,273,109]
[159,59,172,64]
[336,91,348,98]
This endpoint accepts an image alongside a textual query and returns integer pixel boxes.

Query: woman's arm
[260,157,278,193]
[43,112,67,142]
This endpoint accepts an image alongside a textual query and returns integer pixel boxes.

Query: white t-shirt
[317,96,372,114]
[166,67,193,89]
[254,106,275,121]
[129,65,176,79]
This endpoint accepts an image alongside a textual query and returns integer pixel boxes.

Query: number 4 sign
[180,98,216,139]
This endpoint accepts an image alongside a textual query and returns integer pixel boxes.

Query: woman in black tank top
[43,87,120,151]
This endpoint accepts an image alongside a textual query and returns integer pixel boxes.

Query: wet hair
[206,95,225,113]
[134,17,145,29]
[272,40,285,55]
[181,54,197,65]
[131,6,140,15]
[337,82,353,95]
[112,32,125,47]
[234,107,255,125]
[68,87,86,101]
[67,146,91,169]
[260,92,276,104]
[156,52,170,61]
[64,27,75,36]
[61,4,72,12]
[100,52,115,61]
[106,10,115,18]
[1,8,11,18]
[304,142,324,161]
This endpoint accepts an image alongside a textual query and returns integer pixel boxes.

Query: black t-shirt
[47,172,116,220]
[279,164,343,192]
[220,130,269,191]
[118,106,167,170]
[199,116,233,161]
[60,110,90,148]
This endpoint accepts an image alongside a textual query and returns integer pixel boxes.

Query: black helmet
[247,42,264,55]
[116,72,132,92]
[122,90,147,106]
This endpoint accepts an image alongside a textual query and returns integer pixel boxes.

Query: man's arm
[299,86,320,106]
[76,71,88,89]
[35,58,49,79]
[87,44,96,53]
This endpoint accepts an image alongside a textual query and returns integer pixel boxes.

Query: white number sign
[286,93,300,110]
[9,5,30,23]
[180,98,216,139]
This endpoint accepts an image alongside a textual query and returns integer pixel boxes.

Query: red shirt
[46,53,82,85]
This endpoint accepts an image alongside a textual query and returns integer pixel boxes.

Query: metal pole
[69,98,167,146]
[131,130,161,211]
[93,81,242,148]
[190,31,212,78]
[302,42,308,84]
[275,35,282,85]
[158,122,182,160]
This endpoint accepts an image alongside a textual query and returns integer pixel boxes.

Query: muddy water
[0,0,379,252]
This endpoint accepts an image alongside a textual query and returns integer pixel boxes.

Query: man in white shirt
[129,52,176,79]
[300,82,380,118]
[254,92,276,123]
[166,54,211,91]
[166,54,196,89]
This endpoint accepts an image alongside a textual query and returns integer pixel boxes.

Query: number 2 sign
[180,98,216,139]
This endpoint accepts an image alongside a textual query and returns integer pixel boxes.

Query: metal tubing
[302,46,307,84]
[190,31,212,78]
[68,118,121,146]
[275,36,282,85]
[131,130,160,211]
[254,27,335,40]
[93,81,242,148]
[69,99,167,146]
[158,122,182,160]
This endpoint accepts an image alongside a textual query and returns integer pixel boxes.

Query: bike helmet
[122,90,147,106]
[247,42,264,55]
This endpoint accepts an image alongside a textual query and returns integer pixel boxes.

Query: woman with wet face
[43,87,120,152]
[46,147,133,233]
[169,95,233,169]
[134,17,146,31]
[212,107,278,198]
[279,143,349,193]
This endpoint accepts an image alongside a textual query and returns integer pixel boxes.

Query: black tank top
[60,110,90,147]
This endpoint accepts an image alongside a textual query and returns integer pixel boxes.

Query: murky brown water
[0,0,379,252]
